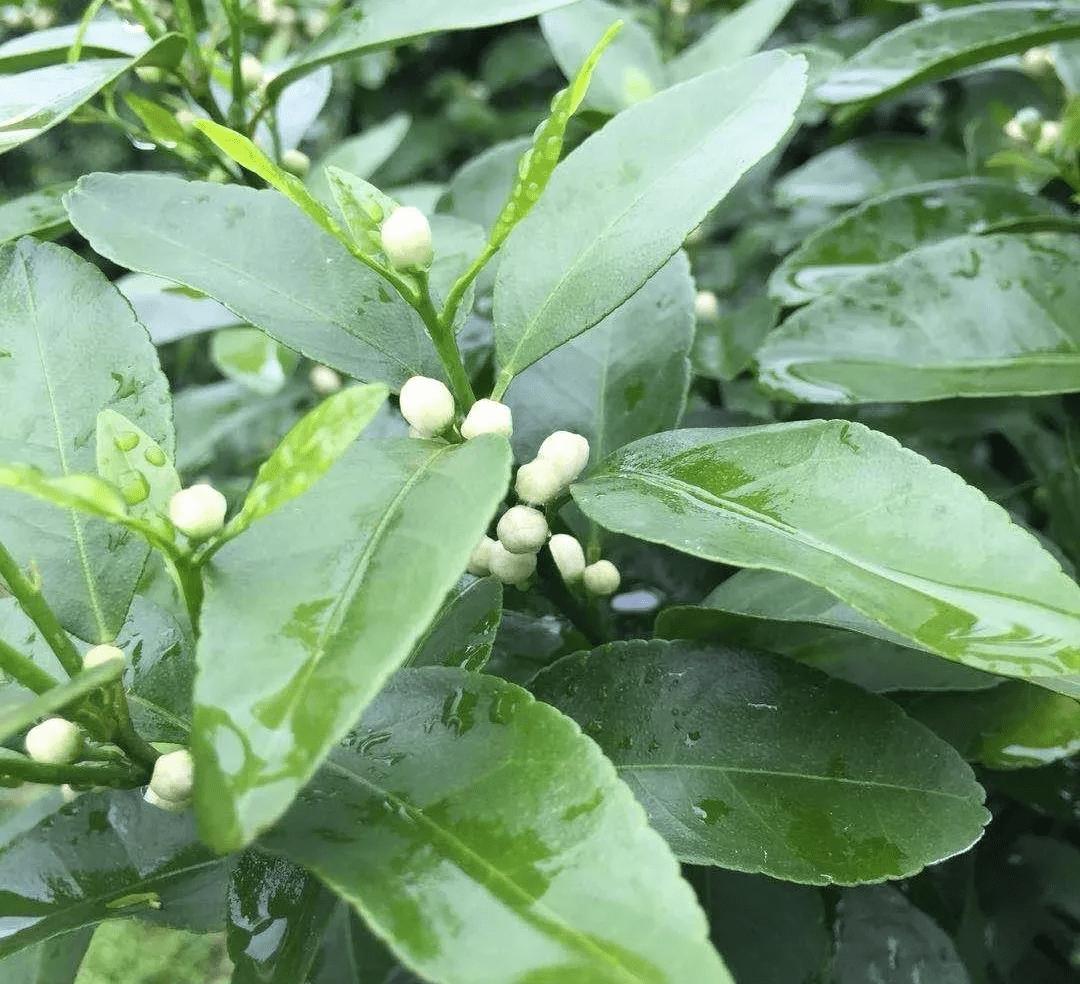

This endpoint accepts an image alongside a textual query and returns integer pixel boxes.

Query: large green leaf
[193,435,512,852]
[115,274,240,346]
[0,183,73,244]
[0,791,229,957]
[758,234,1080,403]
[269,0,581,95]
[768,178,1059,306]
[492,50,806,389]
[571,422,1080,677]
[504,252,694,464]
[0,238,172,643]
[817,1,1080,106]
[532,640,988,884]
[0,35,184,155]
[0,928,92,984]
[260,667,733,984]
[65,173,443,390]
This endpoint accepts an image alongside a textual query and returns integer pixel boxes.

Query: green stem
[222,0,247,131]
[69,0,109,62]
[123,0,164,38]
[0,753,147,789]
[111,696,160,770]
[490,367,514,402]
[440,243,497,335]
[0,637,62,695]
[417,274,476,409]
[172,0,209,91]
[0,540,83,679]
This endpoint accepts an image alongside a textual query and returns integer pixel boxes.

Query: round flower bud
[380,206,434,269]
[144,787,191,812]
[309,364,342,395]
[135,66,165,84]
[497,505,549,554]
[583,559,621,597]
[240,53,264,90]
[460,399,512,440]
[1021,46,1055,75]
[537,431,590,484]
[84,644,126,669]
[174,107,198,133]
[1037,120,1063,155]
[548,534,586,583]
[514,458,565,506]
[25,718,83,765]
[168,484,228,539]
[399,375,455,436]
[281,149,310,177]
[467,535,496,576]
[150,749,195,802]
[694,290,719,320]
[488,542,537,585]
[1005,106,1043,144]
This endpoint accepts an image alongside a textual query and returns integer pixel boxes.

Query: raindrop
[114,431,140,452]
[117,470,150,505]
[143,445,167,466]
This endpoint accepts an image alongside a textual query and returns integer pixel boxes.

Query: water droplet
[114,431,140,452]
[117,470,150,505]
[143,445,167,466]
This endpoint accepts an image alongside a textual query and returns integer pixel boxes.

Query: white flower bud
[514,458,565,506]
[144,787,191,812]
[309,364,343,395]
[536,430,590,484]
[548,534,585,583]
[583,559,621,596]
[174,107,198,132]
[281,149,310,177]
[488,541,537,585]
[168,484,228,539]
[1006,106,1043,144]
[497,506,549,554]
[83,644,126,669]
[380,206,434,269]
[240,53,264,90]
[25,718,83,765]
[399,375,455,436]
[1021,46,1055,75]
[460,399,512,440]
[150,749,195,802]
[694,290,719,320]
[1037,120,1063,155]
[467,535,496,576]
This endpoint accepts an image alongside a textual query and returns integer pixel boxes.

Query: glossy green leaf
[774,136,969,208]
[193,435,512,852]
[0,928,93,984]
[0,597,66,715]
[572,422,1080,677]
[541,1,664,113]
[831,886,969,983]
[769,178,1059,305]
[261,666,733,984]
[758,233,1080,403]
[668,0,798,83]
[0,35,185,155]
[818,1,1080,106]
[66,173,442,389]
[305,904,408,984]
[493,50,806,388]
[0,790,228,956]
[115,274,240,346]
[0,658,122,745]
[405,575,503,670]
[95,409,179,526]
[227,853,335,984]
[0,238,172,643]
[269,0,581,95]
[532,640,989,884]
[505,252,694,465]
[0,183,73,244]
[210,328,298,396]
[306,113,410,204]
[217,383,388,543]
[0,21,153,71]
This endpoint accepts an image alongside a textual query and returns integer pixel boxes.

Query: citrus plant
[2,1,1080,982]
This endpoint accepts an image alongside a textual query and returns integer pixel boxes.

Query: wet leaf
[95,409,179,526]
[0,928,93,984]
[405,575,503,671]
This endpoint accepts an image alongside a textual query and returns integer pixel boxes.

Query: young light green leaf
[324,165,399,262]
[0,658,123,745]
[0,238,172,643]
[532,640,989,884]
[0,183,74,244]
[123,92,189,148]
[209,327,298,396]
[758,233,1080,403]
[193,435,512,852]
[306,112,410,203]
[572,422,1080,678]
[260,666,734,984]
[440,137,531,234]
[404,575,503,670]
[818,1,1080,106]
[493,51,807,389]
[96,409,180,524]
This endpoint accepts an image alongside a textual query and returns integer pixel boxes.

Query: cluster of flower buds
[1020,46,1056,77]
[1004,106,1063,155]
[145,749,195,812]
[398,376,515,442]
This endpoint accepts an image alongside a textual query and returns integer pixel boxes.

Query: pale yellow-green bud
[240,54,264,90]
[488,542,537,585]
[150,749,195,802]
[467,535,496,576]
[497,506,549,554]
[694,290,719,320]
[309,365,343,395]
[536,430,590,485]
[144,787,191,812]
[83,644,126,669]
[583,559,620,596]
[1036,120,1063,155]
[380,206,434,269]
[548,534,586,583]
[460,399,512,440]
[514,458,564,505]
[168,484,227,539]
[281,149,310,177]
[25,718,83,765]
[399,375,455,436]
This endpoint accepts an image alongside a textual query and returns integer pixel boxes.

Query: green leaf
[227,853,336,984]
[818,1,1080,106]
[440,138,531,234]
[493,51,807,388]
[758,233,1080,403]
[65,173,443,390]
[0,22,153,71]
[505,252,694,465]
[0,790,228,956]
[306,904,408,984]
[774,136,969,209]
[692,295,779,382]
[260,666,733,984]
[96,408,180,525]
[667,0,798,83]
[0,34,185,155]
[571,422,1080,678]
[210,328,298,396]
[532,640,989,884]
[268,0,582,96]
[768,178,1059,306]
[905,681,1080,769]
[306,112,410,204]
[0,928,93,984]
[324,166,399,265]
[115,274,240,346]
[405,575,503,670]
[193,435,512,852]
[217,383,388,543]
[0,658,122,745]
[123,92,189,147]
[0,183,74,244]
[541,1,664,113]
[0,238,172,643]
[831,886,969,983]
